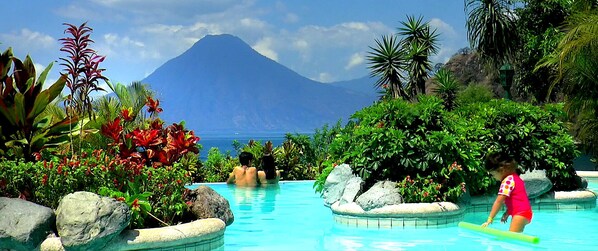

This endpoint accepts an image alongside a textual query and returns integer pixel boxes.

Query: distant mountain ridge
[142,34,377,134]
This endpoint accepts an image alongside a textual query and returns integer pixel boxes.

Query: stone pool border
[39,218,225,251]
[332,171,598,229]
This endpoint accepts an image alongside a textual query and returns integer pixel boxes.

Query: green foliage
[455,100,580,191]
[0,149,192,228]
[513,0,569,102]
[313,160,336,194]
[455,84,495,107]
[0,160,38,199]
[319,95,580,201]
[325,95,482,202]
[275,138,318,180]
[465,0,518,66]
[98,183,152,229]
[432,68,461,110]
[538,6,598,158]
[367,15,438,100]
[0,48,78,161]
[198,147,237,182]
[397,162,467,203]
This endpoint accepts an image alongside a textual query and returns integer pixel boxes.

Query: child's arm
[482,194,507,227]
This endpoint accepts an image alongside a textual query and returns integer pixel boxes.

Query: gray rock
[339,176,364,205]
[576,176,588,189]
[520,169,553,199]
[56,191,130,251]
[0,198,55,251]
[355,181,403,211]
[186,186,234,226]
[322,164,355,206]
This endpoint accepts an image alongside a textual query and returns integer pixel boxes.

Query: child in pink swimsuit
[481,152,532,232]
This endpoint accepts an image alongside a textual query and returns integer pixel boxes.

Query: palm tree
[465,0,518,66]
[367,35,408,100]
[398,16,439,96]
[539,8,598,153]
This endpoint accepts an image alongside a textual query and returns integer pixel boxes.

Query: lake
[197,133,297,160]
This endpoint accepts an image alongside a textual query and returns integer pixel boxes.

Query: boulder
[355,181,403,211]
[339,176,364,205]
[56,191,130,251]
[322,164,355,206]
[186,186,234,226]
[576,176,588,189]
[0,198,55,251]
[520,169,553,199]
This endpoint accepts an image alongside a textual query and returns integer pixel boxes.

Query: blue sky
[1,0,468,88]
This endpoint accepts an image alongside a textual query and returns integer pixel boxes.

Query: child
[481,152,532,232]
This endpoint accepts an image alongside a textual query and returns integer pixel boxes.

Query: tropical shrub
[317,96,580,201]
[454,100,580,191]
[432,68,461,111]
[0,149,192,229]
[0,48,78,161]
[197,147,237,182]
[323,96,482,202]
[59,22,107,120]
[455,83,495,106]
[397,162,467,203]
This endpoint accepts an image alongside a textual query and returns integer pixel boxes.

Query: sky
[1,0,468,89]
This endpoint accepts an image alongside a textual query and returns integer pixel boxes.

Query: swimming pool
[189,179,598,251]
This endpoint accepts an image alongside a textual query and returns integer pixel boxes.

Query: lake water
[197,134,289,160]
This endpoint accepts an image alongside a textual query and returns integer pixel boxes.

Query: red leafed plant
[100,97,199,167]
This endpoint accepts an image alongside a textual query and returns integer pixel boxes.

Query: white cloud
[253,37,278,61]
[240,18,267,30]
[0,29,55,53]
[345,53,364,70]
[429,18,458,40]
[316,72,333,83]
[284,13,299,23]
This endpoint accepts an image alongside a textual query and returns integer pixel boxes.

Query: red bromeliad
[146,97,163,115]
[121,107,135,122]
[130,129,163,148]
[101,118,123,143]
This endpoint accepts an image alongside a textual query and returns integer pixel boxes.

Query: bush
[197,147,237,182]
[454,100,580,191]
[456,84,495,107]
[317,96,580,201]
[323,95,481,202]
[0,150,192,229]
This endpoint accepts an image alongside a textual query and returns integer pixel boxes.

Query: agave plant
[432,68,461,111]
[0,48,79,160]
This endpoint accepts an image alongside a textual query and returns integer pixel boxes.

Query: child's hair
[261,154,276,180]
[239,151,254,166]
[484,152,517,172]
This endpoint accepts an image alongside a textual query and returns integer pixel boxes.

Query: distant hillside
[329,76,380,97]
[142,34,377,135]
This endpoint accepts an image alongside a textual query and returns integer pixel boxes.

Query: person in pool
[481,152,533,232]
[258,154,280,185]
[226,151,259,187]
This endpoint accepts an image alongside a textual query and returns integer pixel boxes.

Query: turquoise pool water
[189,180,598,251]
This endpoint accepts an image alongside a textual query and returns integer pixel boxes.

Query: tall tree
[367,35,408,100]
[539,6,598,154]
[512,0,569,103]
[465,0,518,66]
[398,16,439,96]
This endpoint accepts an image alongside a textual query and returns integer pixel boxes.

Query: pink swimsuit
[498,174,533,222]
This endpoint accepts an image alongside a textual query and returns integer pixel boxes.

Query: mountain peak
[143,34,376,134]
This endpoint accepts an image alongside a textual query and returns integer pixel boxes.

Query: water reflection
[229,184,280,213]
